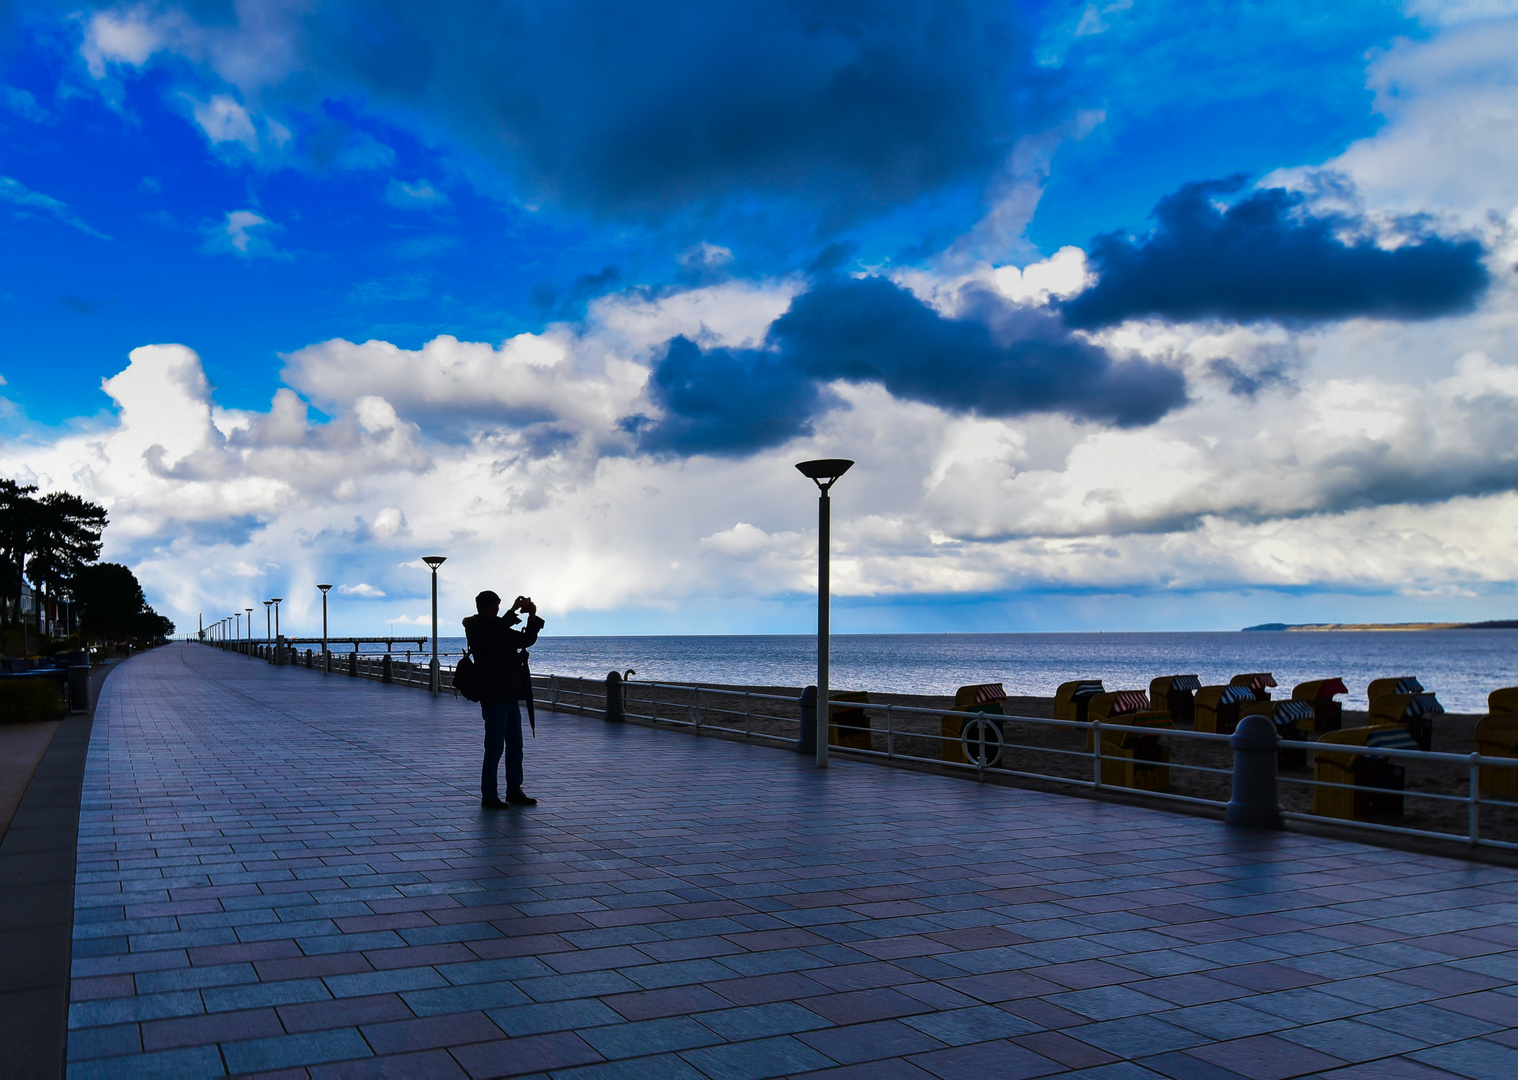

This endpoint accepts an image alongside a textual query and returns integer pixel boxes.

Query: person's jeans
[481,699,524,798]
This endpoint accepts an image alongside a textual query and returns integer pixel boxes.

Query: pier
[49,643,1518,1076]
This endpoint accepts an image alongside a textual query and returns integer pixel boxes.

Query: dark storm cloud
[1063,176,1490,328]
[280,0,1056,219]
[638,277,1187,456]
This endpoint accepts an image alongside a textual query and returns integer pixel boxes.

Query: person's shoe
[480,796,511,809]
[504,789,538,806]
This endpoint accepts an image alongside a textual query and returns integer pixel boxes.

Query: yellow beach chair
[942,683,1007,765]
[1313,725,1415,819]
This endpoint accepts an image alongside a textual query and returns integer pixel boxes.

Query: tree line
[0,479,174,649]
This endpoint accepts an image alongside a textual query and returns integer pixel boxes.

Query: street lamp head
[317,584,332,593]
[271,597,283,604]
[795,458,854,492]
[422,556,446,570]
[263,600,272,607]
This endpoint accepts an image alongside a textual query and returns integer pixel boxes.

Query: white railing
[220,643,1518,855]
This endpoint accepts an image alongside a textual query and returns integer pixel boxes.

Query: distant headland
[1242,620,1518,632]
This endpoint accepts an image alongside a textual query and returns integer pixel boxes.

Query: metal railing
[205,639,1518,854]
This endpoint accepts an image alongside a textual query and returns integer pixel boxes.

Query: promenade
[64,644,1515,1078]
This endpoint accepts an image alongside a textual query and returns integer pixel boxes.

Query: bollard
[1226,712,1282,827]
[348,651,358,677]
[797,686,817,755]
[382,654,393,684]
[68,664,91,714]
[604,670,624,722]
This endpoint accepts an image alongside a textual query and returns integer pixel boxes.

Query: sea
[355,630,1518,714]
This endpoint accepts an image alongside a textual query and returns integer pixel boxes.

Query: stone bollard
[604,670,624,722]
[69,664,91,714]
[1226,712,1282,827]
[382,654,393,684]
[797,686,817,755]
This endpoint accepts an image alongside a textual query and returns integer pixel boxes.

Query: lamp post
[795,458,854,768]
[422,557,446,696]
[234,612,241,648]
[263,600,272,643]
[271,598,283,664]
[317,585,332,674]
[245,608,252,655]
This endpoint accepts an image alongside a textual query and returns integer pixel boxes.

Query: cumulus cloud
[1062,176,1490,328]
[638,275,1188,455]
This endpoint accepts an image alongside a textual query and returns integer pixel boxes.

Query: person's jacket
[462,612,543,703]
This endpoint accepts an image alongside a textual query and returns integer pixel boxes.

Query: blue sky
[2,1,1517,635]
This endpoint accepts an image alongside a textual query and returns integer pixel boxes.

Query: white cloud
[203,209,283,258]
[0,176,109,239]
[385,178,450,208]
[191,94,259,150]
[338,583,387,598]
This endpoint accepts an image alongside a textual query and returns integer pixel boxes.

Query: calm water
[356,631,1518,714]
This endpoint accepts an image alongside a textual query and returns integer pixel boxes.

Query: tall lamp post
[271,597,283,664]
[245,608,252,655]
[795,458,854,768]
[317,584,332,674]
[422,557,446,697]
[234,612,241,648]
[263,600,272,644]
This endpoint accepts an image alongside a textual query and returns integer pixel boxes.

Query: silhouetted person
[463,590,543,808]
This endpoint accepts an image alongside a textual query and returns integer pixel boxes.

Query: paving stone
[62,645,1518,1078]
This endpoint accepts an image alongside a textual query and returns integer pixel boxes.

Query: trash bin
[1368,691,1443,753]
[828,691,872,751]
[1313,725,1416,819]
[942,683,1007,766]
[1149,675,1201,727]
[1476,687,1518,796]
[1054,680,1104,723]
[1087,690,1174,791]
[1291,678,1347,732]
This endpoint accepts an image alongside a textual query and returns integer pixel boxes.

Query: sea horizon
[325,628,1518,714]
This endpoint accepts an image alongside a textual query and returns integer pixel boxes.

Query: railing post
[1093,716,1102,791]
[604,670,624,722]
[1469,752,1481,846]
[693,688,703,734]
[1226,713,1282,827]
[550,674,559,707]
[744,692,751,739]
[887,703,894,758]
[797,687,817,755]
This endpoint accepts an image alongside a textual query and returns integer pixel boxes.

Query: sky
[2,0,1518,638]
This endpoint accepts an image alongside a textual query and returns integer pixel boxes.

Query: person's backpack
[453,650,482,702]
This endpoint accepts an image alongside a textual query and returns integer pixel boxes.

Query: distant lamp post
[317,585,332,674]
[795,458,854,768]
[245,608,252,655]
[422,557,447,697]
[234,612,241,646]
[271,597,283,664]
[263,600,272,644]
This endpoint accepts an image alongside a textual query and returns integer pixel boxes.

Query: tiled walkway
[66,644,1516,1078]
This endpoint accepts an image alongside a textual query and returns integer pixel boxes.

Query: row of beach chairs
[821,674,1518,822]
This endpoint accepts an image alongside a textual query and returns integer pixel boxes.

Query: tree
[0,479,39,624]
[73,562,174,644]
[24,491,107,637]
